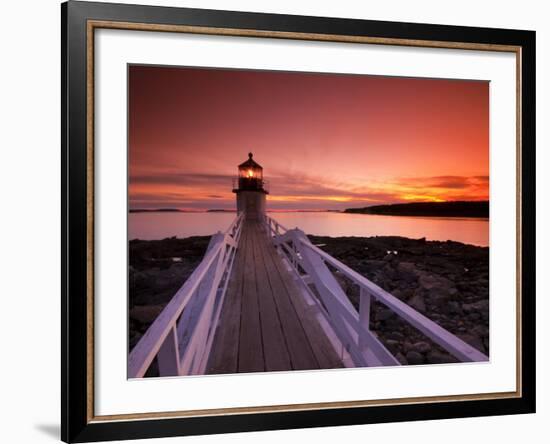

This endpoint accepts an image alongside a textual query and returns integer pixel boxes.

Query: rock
[392,288,404,300]
[471,325,489,338]
[457,333,486,354]
[426,351,456,364]
[375,308,394,321]
[467,312,481,322]
[384,339,401,354]
[472,299,489,313]
[382,263,398,280]
[130,305,164,324]
[462,299,489,313]
[406,351,425,365]
[397,262,418,283]
[407,292,426,313]
[412,341,432,354]
[396,352,408,365]
[417,272,458,308]
[398,262,417,273]
[447,301,463,315]
[384,319,402,330]
[418,273,451,291]
[386,331,405,341]
[364,260,386,270]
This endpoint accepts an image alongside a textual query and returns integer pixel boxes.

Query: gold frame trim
[86,19,523,424]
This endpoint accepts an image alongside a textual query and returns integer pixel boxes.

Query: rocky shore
[308,235,489,365]
[129,234,489,366]
[129,236,210,351]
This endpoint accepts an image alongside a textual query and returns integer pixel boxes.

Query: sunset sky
[129,65,488,211]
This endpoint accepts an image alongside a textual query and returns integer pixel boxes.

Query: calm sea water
[129,212,489,247]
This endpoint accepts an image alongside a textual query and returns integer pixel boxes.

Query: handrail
[262,214,488,366]
[128,213,244,378]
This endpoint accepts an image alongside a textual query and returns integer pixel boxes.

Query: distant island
[130,208,184,213]
[130,208,237,213]
[344,201,489,218]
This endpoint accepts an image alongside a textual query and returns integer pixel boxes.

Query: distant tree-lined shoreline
[344,201,489,218]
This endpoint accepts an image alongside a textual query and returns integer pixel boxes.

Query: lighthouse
[233,152,268,220]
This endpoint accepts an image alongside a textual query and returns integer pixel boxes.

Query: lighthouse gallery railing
[263,215,488,367]
[128,213,244,378]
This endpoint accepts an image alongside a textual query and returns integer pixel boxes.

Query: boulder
[407,292,426,313]
[396,352,408,365]
[130,305,164,324]
[392,288,404,300]
[447,301,463,315]
[397,262,419,283]
[418,273,454,292]
[462,299,488,314]
[375,308,395,322]
[457,333,486,354]
[426,351,456,364]
[467,312,481,322]
[471,325,489,338]
[411,341,432,354]
[406,351,425,365]
[384,339,401,354]
[417,272,458,308]
[386,331,405,341]
[364,260,386,270]
[384,319,402,330]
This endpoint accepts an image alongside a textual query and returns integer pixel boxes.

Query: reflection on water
[129,212,489,247]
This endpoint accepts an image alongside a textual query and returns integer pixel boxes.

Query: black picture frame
[61,1,536,442]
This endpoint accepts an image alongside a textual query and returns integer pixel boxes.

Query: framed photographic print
[61,1,536,442]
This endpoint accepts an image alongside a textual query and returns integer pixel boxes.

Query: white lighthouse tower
[233,152,268,220]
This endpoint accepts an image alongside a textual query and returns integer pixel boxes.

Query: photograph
[58,1,537,441]
[127,65,490,378]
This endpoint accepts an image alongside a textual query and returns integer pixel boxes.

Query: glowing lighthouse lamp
[233,152,268,220]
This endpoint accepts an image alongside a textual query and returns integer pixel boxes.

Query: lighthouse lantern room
[233,153,268,219]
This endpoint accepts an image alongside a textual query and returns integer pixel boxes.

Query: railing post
[359,287,371,351]
[157,325,181,376]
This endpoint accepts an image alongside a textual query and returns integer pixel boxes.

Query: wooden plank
[198,238,241,374]
[237,221,265,372]
[206,228,247,374]
[272,253,344,369]
[258,231,320,370]
[250,223,292,371]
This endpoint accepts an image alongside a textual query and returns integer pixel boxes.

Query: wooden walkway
[207,220,344,374]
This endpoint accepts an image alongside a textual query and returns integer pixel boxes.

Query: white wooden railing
[128,213,244,378]
[263,214,488,367]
